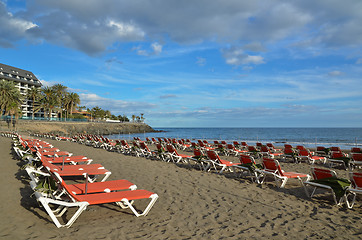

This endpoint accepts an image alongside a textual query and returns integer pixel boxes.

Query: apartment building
[0,63,44,118]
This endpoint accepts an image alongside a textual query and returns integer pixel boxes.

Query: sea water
[108,127,362,150]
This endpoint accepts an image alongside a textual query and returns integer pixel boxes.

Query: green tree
[123,115,129,122]
[105,110,111,119]
[77,105,86,111]
[0,79,22,118]
[26,86,42,120]
[65,92,80,118]
[52,84,68,120]
[6,99,22,121]
[0,80,14,117]
[89,106,104,120]
[41,86,59,120]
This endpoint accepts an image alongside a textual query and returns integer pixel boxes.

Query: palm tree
[52,84,67,120]
[0,79,22,118]
[65,92,80,118]
[131,114,136,123]
[0,80,14,117]
[26,86,42,120]
[41,86,59,120]
[6,99,22,122]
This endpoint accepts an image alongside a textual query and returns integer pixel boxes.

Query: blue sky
[1,0,362,127]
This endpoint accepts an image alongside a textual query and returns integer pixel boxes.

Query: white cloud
[222,47,265,66]
[79,93,156,114]
[2,0,362,55]
[0,1,37,47]
[39,79,58,87]
[151,42,162,55]
[107,19,145,39]
[133,42,163,56]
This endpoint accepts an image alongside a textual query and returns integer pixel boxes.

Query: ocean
[108,127,362,150]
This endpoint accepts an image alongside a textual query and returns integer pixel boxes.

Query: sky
[1,0,362,128]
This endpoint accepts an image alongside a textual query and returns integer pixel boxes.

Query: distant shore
[0,120,155,135]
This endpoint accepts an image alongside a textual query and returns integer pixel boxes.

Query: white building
[0,63,44,118]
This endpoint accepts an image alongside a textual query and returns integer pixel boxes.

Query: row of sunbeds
[29,133,362,208]
[10,134,159,228]
[67,135,362,209]
[32,133,361,170]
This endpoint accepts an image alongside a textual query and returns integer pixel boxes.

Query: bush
[68,113,86,119]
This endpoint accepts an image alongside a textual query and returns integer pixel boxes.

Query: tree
[123,115,129,122]
[65,92,80,118]
[0,79,22,118]
[0,80,14,117]
[89,106,105,120]
[77,105,86,111]
[52,84,68,120]
[131,114,136,123]
[6,100,22,121]
[40,86,59,120]
[26,86,42,120]
[105,110,111,119]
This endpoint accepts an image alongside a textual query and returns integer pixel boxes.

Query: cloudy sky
[1,0,362,127]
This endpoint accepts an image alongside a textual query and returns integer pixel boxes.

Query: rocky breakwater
[0,120,156,135]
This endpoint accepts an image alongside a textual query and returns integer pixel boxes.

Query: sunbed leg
[331,190,341,206]
[346,192,356,209]
[279,177,288,188]
[253,172,261,184]
[258,173,266,184]
[219,166,227,174]
[203,162,210,172]
[310,187,317,198]
[35,192,89,228]
[65,203,89,228]
[302,184,311,198]
[121,194,159,217]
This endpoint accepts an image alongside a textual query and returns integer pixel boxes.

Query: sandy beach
[1,135,361,239]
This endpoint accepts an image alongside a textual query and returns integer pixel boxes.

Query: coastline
[0,120,155,135]
[108,127,362,150]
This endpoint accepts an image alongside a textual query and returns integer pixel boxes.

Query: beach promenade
[1,135,361,239]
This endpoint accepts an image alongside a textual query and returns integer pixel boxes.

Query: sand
[0,135,361,239]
